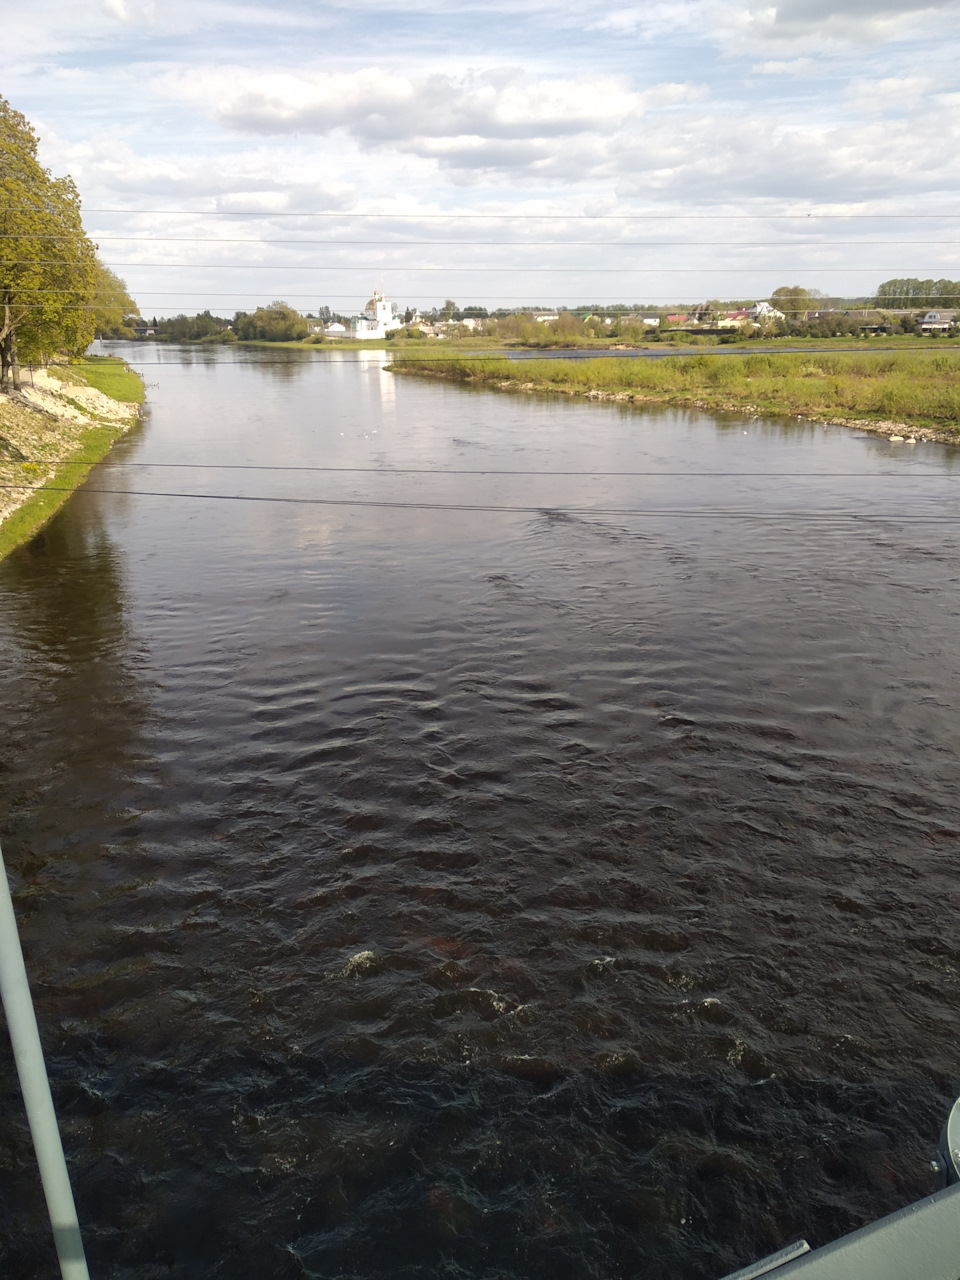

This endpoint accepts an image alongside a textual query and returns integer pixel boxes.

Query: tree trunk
[0,291,8,393]
[9,329,21,392]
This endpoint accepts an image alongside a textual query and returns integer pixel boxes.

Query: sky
[5,0,960,316]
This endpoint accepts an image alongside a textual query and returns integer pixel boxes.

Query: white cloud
[141,58,960,207]
[752,57,814,75]
[846,74,934,113]
[587,1,713,36]
[611,107,960,203]
[192,67,705,144]
[40,128,359,213]
[587,0,960,48]
[735,0,960,45]
[7,0,960,310]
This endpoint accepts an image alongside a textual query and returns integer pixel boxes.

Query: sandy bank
[0,366,141,558]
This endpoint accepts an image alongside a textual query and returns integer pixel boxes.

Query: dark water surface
[2,344,960,1280]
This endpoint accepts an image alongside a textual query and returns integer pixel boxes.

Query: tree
[770,285,824,319]
[153,310,233,342]
[440,299,458,320]
[875,277,960,309]
[89,261,139,337]
[159,314,194,342]
[0,96,99,390]
[232,301,308,342]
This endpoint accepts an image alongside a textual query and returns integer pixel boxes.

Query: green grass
[51,356,145,403]
[0,357,144,560]
[0,420,133,561]
[390,349,960,435]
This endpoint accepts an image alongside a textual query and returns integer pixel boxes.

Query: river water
[1,343,960,1280]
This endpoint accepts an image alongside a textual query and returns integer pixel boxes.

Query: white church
[350,289,396,340]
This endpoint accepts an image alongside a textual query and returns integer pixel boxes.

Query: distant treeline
[149,302,331,343]
[142,285,960,348]
[874,278,960,308]
[153,311,235,342]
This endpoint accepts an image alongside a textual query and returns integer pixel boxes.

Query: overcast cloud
[3,0,960,311]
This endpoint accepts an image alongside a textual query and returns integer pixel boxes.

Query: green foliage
[770,286,824,318]
[89,262,139,337]
[485,311,591,345]
[232,301,308,342]
[875,278,960,308]
[791,313,862,338]
[157,310,232,342]
[0,95,101,385]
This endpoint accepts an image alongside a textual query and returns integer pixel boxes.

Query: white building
[352,289,396,340]
[921,309,957,331]
[746,301,786,321]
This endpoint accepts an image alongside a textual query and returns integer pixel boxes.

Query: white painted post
[0,840,90,1280]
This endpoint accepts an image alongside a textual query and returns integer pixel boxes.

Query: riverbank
[390,350,960,443]
[0,357,144,560]
[162,331,960,353]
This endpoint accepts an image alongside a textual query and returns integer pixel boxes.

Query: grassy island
[0,355,144,561]
[389,349,960,443]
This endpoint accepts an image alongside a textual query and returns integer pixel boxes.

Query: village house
[745,301,785,321]
[921,309,958,332]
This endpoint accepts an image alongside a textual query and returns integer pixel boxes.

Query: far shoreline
[389,351,960,447]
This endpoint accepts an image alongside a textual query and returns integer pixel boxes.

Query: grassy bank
[49,355,146,403]
[0,357,144,561]
[390,349,960,441]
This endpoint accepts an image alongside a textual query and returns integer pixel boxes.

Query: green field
[390,349,960,438]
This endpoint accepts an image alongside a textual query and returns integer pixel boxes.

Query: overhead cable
[1,483,959,521]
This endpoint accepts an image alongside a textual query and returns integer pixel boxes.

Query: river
[1,342,959,1280]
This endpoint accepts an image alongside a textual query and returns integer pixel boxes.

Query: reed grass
[391,350,960,434]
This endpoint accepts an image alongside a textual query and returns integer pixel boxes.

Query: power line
[44,345,960,359]
[89,265,960,274]
[9,462,957,477]
[6,290,941,299]
[10,265,956,273]
[72,209,960,219]
[2,483,959,520]
[4,236,960,246]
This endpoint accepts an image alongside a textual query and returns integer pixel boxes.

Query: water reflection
[1,345,960,1280]
[0,499,151,905]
